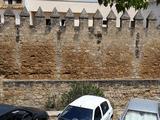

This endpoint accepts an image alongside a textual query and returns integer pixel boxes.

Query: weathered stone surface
[140,34,160,78]
[107,10,116,20]
[147,10,157,20]
[4,7,14,17]
[134,10,144,20]
[0,9,160,79]
[120,10,130,20]
[94,9,103,19]
[20,43,56,79]
[20,7,29,17]
[80,8,88,19]
[66,8,74,18]
[0,78,3,103]
[1,80,160,120]
[51,8,60,18]
[35,7,44,18]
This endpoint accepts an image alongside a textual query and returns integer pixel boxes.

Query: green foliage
[45,96,55,109]
[60,82,104,108]
[98,0,160,13]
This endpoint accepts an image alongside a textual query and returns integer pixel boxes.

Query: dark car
[0,104,49,120]
[119,98,160,120]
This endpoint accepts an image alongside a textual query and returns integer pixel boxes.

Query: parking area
[48,109,123,120]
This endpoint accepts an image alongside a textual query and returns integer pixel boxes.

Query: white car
[58,95,113,120]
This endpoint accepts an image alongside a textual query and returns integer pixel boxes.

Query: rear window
[125,110,158,120]
[100,101,109,115]
[59,105,93,120]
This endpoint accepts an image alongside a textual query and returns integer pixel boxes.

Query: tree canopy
[98,0,160,12]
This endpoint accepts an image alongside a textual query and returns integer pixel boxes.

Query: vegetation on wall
[60,83,104,108]
[45,82,104,110]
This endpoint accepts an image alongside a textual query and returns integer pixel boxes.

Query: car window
[11,110,32,120]
[94,106,102,120]
[60,105,93,120]
[125,110,158,120]
[100,101,109,115]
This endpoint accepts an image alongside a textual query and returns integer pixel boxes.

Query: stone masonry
[0,6,160,120]
[0,7,159,80]
[1,80,160,120]
[0,77,3,102]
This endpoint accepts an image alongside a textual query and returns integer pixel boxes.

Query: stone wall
[0,77,3,102]
[0,80,159,119]
[0,7,160,80]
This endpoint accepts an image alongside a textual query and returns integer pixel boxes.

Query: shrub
[60,82,104,108]
[45,96,56,110]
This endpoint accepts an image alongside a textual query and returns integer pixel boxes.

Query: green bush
[45,96,56,110]
[60,82,104,108]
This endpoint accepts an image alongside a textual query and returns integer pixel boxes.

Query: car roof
[0,104,48,118]
[69,95,107,110]
[0,104,17,116]
[127,98,159,114]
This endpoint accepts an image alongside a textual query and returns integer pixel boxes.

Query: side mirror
[57,113,61,117]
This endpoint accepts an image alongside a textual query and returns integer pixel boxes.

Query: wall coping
[3,79,160,83]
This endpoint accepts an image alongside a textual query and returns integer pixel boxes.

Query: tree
[98,0,160,12]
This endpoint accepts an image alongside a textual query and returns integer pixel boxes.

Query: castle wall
[0,8,159,120]
[0,8,160,80]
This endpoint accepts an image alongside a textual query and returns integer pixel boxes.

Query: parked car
[58,95,113,120]
[118,98,160,120]
[0,104,49,120]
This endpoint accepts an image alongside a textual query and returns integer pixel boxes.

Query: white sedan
[58,95,113,120]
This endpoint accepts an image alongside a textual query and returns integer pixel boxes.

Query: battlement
[0,6,160,80]
[1,6,159,29]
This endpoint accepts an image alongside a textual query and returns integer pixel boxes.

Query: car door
[94,106,102,120]
[100,101,110,120]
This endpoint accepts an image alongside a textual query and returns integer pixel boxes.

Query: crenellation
[146,10,157,28]
[19,7,30,37]
[79,8,89,33]
[34,7,46,34]
[50,8,60,36]
[65,8,74,32]
[120,10,130,29]
[50,8,60,27]
[4,6,15,17]
[93,9,103,34]
[106,9,117,32]
[134,10,144,29]
[3,7,15,29]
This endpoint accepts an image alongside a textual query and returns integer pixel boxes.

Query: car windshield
[59,105,93,120]
[124,110,158,120]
